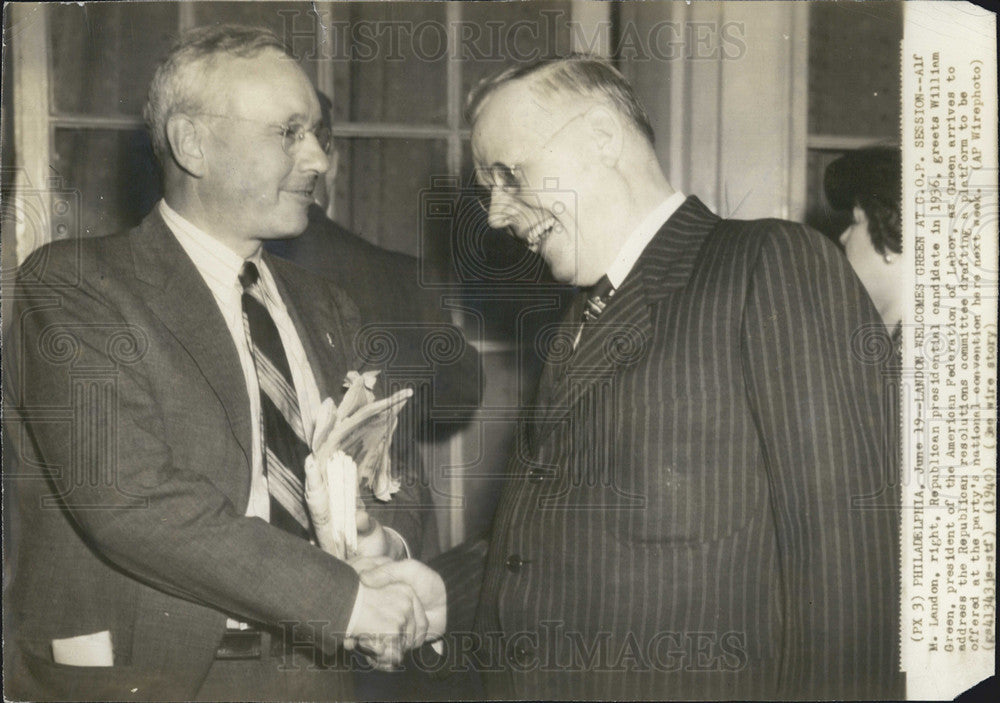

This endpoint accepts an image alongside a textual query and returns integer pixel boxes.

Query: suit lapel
[265,253,352,402]
[531,196,721,448]
[129,211,254,475]
[534,277,653,445]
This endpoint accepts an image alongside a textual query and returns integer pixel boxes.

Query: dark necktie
[239,261,311,540]
[582,275,616,323]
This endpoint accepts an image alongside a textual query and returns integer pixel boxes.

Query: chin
[268,212,310,239]
[548,265,578,286]
[546,255,584,286]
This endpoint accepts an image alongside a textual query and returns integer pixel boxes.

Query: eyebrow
[475,162,509,184]
[475,162,521,190]
[492,162,520,179]
[282,112,319,127]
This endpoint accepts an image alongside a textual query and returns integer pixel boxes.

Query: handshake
[345,551,446,670]
[303,372,445,669]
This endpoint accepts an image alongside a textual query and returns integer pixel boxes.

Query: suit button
[505,554,526,572]
[527,469,545,483]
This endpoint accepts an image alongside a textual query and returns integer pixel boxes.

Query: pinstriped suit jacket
[470,197,901,700]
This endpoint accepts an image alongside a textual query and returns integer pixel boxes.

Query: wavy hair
[824,147,902,255]
[144,24,290,162]
[465,54,655,145]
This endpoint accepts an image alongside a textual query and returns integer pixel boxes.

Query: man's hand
[345,557,446,670]
[357,559,447,642]
[346,574,428,670]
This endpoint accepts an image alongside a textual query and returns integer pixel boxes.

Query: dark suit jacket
[267,209,484,558]
[3,211,424,700]
[267,206,482,440]
[462,197,901,700]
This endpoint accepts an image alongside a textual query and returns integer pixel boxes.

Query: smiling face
[195,49,328,253]
[471,81,626,287]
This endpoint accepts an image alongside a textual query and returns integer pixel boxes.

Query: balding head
[466,54,656,145]
[468,55,671,287]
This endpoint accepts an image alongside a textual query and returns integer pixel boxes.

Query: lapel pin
[326,332,336,349]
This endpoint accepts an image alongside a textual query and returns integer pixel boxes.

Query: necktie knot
[239,261,260,290]
[582,275,616,323]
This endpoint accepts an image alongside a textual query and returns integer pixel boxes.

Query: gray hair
[464,54,655,144]
[144,24,290,161]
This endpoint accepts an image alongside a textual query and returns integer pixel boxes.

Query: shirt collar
[159,199,262,293]
[604,190,686,289]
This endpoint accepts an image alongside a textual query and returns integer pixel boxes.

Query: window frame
[10,0,611,548]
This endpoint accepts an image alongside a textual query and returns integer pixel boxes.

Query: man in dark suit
[265,137,485,701]
[267,149,484,558]
[3,25,442,701]
[269,91,482,445]
[441,55,901,700]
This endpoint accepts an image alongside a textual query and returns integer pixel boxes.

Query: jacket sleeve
[739,222,900,699]
[8,249,361,654]
[428,534,490,635]
[362,427,430,558]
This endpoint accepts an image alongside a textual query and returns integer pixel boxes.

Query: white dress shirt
[160,200,324,524]
[604,190,687,288]
[159,201,406,635]
[161,201,331,630]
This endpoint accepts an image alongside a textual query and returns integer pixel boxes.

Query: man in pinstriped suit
[440,55,901,700]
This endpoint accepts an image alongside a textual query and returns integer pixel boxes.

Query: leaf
[311,397,338,449]
[304,381,413,558]
[337,370,379,426]
[323,388,411,501]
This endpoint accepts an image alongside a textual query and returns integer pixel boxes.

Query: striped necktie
[582,275,616,323]
[239,261,311,540]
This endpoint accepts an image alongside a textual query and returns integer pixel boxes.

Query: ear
[165,114,207,178]
[852,205,868,226]
[584,106,624,167]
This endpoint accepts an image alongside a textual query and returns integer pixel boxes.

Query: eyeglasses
[196,113,333,155]
[474,163,523,214]
[474,110,590,214]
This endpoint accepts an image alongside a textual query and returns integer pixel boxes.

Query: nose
[297,135,330,175]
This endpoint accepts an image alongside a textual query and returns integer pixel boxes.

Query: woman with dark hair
[824,147,902,331]
[825,151,904,656]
